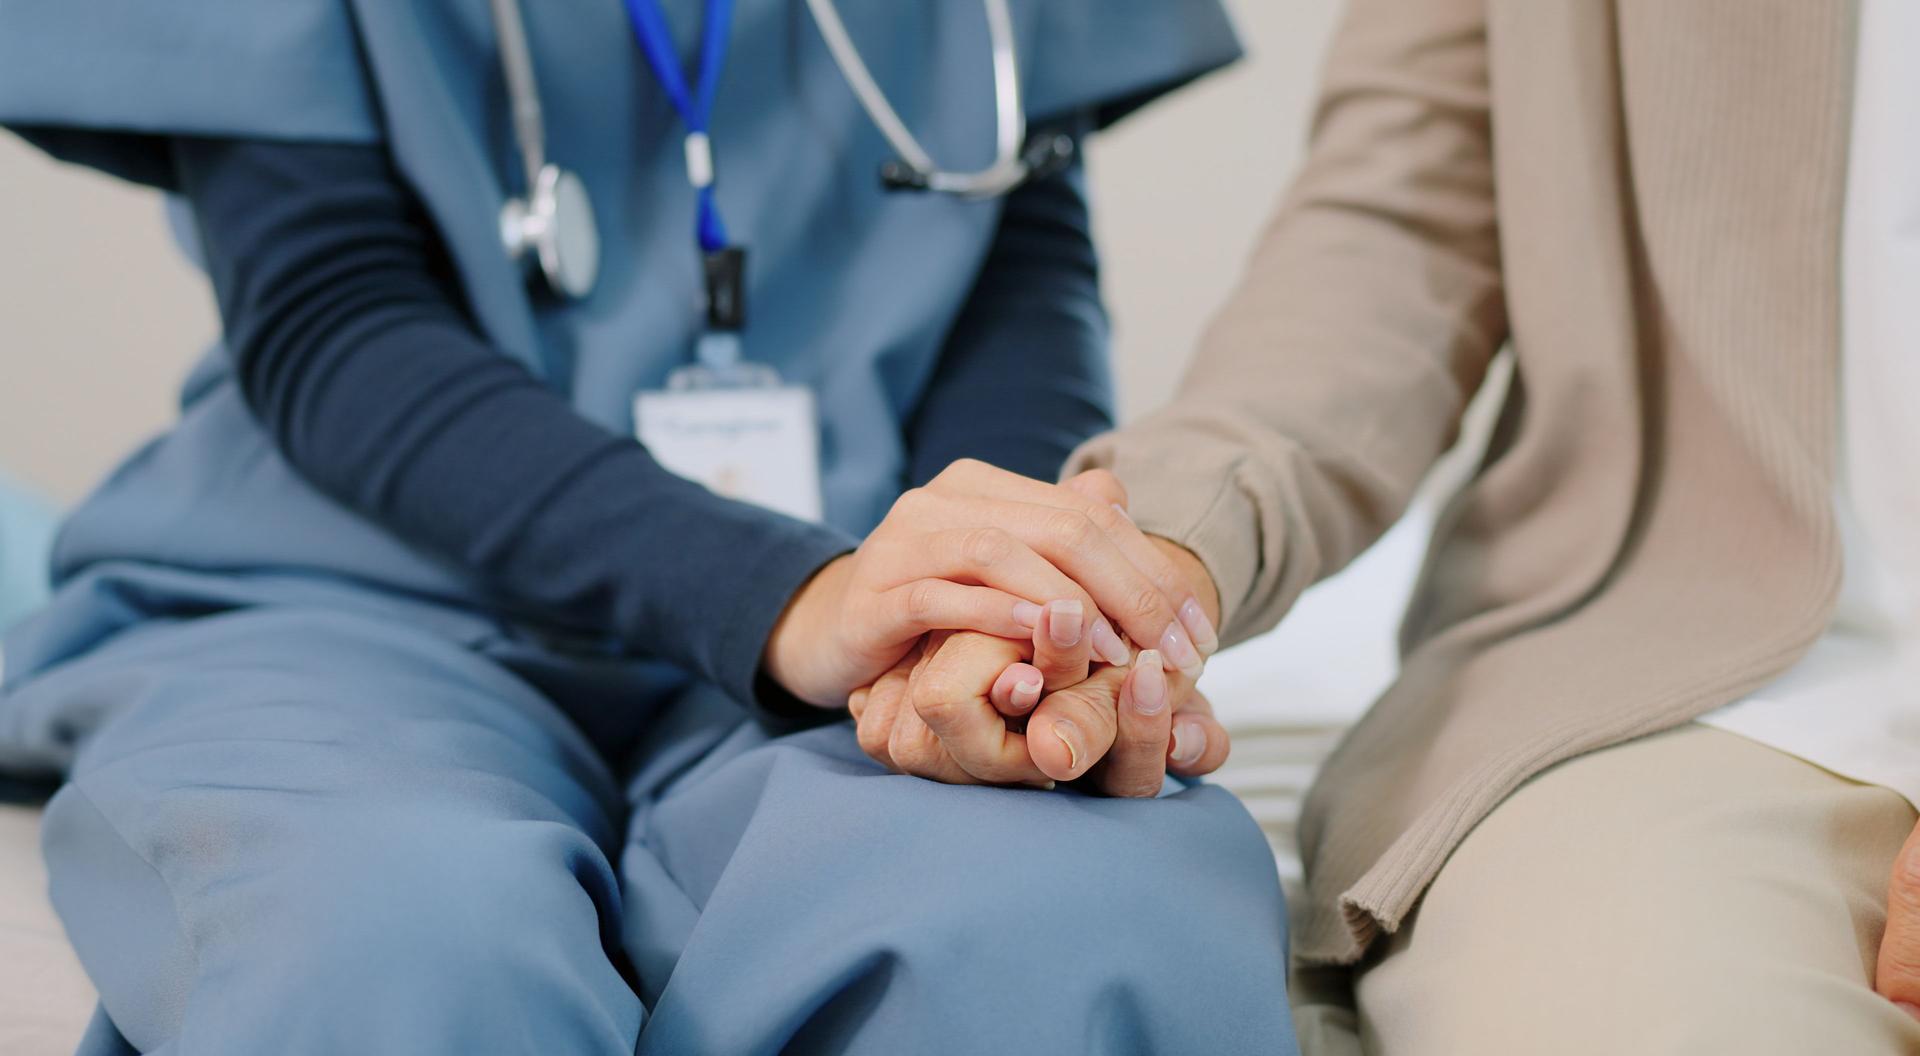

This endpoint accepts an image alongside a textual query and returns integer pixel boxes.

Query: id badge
[635,344,824,522]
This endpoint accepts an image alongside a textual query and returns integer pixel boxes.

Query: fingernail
[1159,621,1204,678]
[1110,502,1133,523]
[1178,597,1219,656]
[1052,718,1084,772]
[1010,677,1042,712]
[1091,618,1131,666]
[1047,600,1084,648]
[1130,650,1167,715]
[1012,601,1043,629]
[1024,779,1058,791]
[1897,1000,1920,1023]
[1171,719,1206,766]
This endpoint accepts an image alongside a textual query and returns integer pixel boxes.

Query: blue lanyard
[622,0,736,254]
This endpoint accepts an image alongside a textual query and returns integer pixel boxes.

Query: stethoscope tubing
[802,0,1028,198]
[489,0,1033,299]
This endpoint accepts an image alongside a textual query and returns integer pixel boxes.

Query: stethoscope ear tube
[806,0,1034,200]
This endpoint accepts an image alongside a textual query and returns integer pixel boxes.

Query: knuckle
[1116,583,1163,625]
[960,526,1015,569]
[856,716,891,763]
[909,671,974,723]
[890,487,933,521]
[887,725,926,768]
[1045,509,1098,551]
[902,580,943,626]
[937,458,987,487]
[1085,468,1125,500]
[1031,651,1072,677]
[1087,501,1128,536]
[1056,698,1117,742]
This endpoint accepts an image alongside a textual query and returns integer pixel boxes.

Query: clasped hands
[765,459,1231,796]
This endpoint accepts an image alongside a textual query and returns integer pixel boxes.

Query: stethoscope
[490,0,1074,301]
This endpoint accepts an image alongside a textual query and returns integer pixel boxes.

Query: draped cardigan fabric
[1070,0,1856,965]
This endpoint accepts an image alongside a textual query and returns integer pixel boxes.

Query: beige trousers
[1292,724,1920,1055]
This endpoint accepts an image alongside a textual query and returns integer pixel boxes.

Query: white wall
[0,152,217,505]
[0,1,1341,505]
[1088,0,1341,418]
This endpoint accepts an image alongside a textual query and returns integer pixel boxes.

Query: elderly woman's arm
[1066,0,1508,645]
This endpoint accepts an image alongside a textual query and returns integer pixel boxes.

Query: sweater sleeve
[1063,0,1506,646]
[171,136,855,712]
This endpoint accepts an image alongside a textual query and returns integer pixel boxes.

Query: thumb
[1877,819,1920,1020]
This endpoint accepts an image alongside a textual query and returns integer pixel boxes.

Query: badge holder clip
[664,248,780,390]
[637,247,826,522]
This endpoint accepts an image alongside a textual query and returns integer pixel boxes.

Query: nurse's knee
[275,811,618,968]
[824,783,1294,1050]
[68,774,618,981]
[240,808,639,1047]
[843,783,1289,987]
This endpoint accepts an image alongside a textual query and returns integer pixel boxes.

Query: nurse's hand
[764,461,1214,709]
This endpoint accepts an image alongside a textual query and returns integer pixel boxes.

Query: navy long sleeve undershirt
[169,133,1111,712]
[903,141,1114,484]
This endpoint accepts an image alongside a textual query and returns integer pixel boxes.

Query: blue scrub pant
[5,607,1296,1055]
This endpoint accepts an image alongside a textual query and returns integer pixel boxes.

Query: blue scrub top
[0,0,1239,681]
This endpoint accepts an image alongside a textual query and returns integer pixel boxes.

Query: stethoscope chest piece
[502,163,601,300]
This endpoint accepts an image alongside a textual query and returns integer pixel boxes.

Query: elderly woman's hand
[1877,820,1920,1020]
[850,626,1232,794]
[849,631,1055,787]
[763,461,1216,709]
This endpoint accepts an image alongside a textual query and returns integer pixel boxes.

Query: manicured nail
[1024,778,1058,791]
[1010,677,1043,712]
[1178,597,1219,656]
[1897,1000,1920,1023]
[1012,601,1043,629]
[1130,650,1167,715]
[1159,621,1204,678]
[1171,719,1207,766]
[1046,600,1084,648]
[1091,618,1131,666]
[1052,718,1084,772]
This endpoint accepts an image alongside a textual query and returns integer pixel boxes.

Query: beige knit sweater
[1070,0,1856,965]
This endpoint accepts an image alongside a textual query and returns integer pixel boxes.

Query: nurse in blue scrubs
[0,2,1295,1052]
